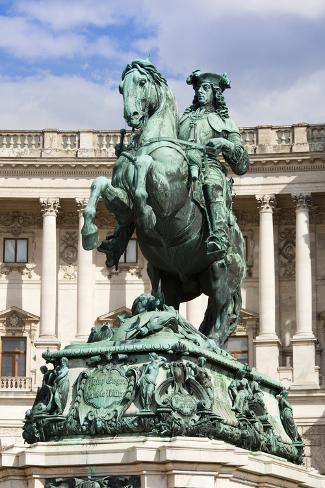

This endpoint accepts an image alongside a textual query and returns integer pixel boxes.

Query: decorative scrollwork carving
[60,231,78,265]
[40,198,60,217]
[279,227,296,279]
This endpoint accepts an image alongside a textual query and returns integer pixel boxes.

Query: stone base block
[292,336,319,388]
[254,336,280,380]
[0,436,324,488]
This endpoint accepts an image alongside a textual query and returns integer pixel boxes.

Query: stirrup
[206,235,228,260]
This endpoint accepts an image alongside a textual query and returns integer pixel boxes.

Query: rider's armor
[179,110,248,259]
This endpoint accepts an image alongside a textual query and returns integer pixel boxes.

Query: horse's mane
[122,59,178,135]
[122,59,168,87]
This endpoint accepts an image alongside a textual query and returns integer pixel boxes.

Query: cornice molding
[0,151,323,178]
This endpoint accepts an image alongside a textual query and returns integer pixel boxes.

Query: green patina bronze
[22,60,304,465]
[82,59,248,346]
[23,295,303,464]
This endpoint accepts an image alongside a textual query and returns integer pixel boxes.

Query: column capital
[40,198,60,217]
[76,198,88,215]
[292,193,312,209]
[256,194,276,211]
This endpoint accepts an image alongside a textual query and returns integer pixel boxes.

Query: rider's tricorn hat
[186,70,231,92]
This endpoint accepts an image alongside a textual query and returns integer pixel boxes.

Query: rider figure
[179,70,249,260]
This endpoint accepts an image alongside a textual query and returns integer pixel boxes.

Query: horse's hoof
[82,232,100,250]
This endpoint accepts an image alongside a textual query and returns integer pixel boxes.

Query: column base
[291,335,319,388]
[34,336,60,346]
[254,335,280,380]
[71,334,89,344]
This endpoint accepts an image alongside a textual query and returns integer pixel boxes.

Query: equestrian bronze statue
[82,59,249,347]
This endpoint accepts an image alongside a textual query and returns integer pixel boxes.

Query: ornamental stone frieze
[40,198,60,217]
[0,262,36,280]
[59,230,78,281]
[60,231,78,265]
[57,210,78,228]
[0,211,41,235]
[233,209,259,227]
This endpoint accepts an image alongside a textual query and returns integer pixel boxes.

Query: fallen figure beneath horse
[82,59,249,347]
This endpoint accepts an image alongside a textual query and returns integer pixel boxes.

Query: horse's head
[119,59,169,129]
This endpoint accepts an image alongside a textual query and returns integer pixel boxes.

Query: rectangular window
[119,239,137,264]
[1,337,26,377]
[3,238,28,263]
[226,336,248,365]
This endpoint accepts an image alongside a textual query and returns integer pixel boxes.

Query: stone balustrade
[0,124,322,158]
[0,376,32,390]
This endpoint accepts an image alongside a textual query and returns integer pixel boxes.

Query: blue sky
[0,0,324,129]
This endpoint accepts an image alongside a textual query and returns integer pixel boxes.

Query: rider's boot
[98,222,135,269]
[202,181,230,260]
[205,199,230,260]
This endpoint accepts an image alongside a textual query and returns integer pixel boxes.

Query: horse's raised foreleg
[82,176,130,250]
[133,155,156,232]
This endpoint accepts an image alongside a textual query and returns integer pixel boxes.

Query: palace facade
[0,124,324,473]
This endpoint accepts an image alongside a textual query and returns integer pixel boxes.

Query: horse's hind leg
[199,262,231,346]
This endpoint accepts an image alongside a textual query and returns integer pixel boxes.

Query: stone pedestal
[291,337,319,387]
[254,337,281,380]
[0,437,324,488]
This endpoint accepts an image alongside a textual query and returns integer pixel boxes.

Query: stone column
[291,194,318,387]
[186,295,208,329]
[34,198,60,380]
[76,198,94,340]
[254,195,280,379]
[39,198,60,340]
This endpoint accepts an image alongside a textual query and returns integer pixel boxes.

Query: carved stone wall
[302,424,325,473]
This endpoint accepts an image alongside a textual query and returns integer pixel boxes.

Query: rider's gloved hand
[115,143,126,158]
[206,138,234,157]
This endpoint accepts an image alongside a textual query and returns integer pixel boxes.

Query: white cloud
[0,15,138,61]
[0,74,124,129]
[0,68,323,131]
[15,0,120,30]
[228,69,325,126]
[15,0,142,30]
[0,16,86,58]
[141,0,325,22]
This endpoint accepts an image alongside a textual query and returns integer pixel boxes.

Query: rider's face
[196,83,214,107]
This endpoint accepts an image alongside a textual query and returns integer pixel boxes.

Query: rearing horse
[82,59,246,346]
